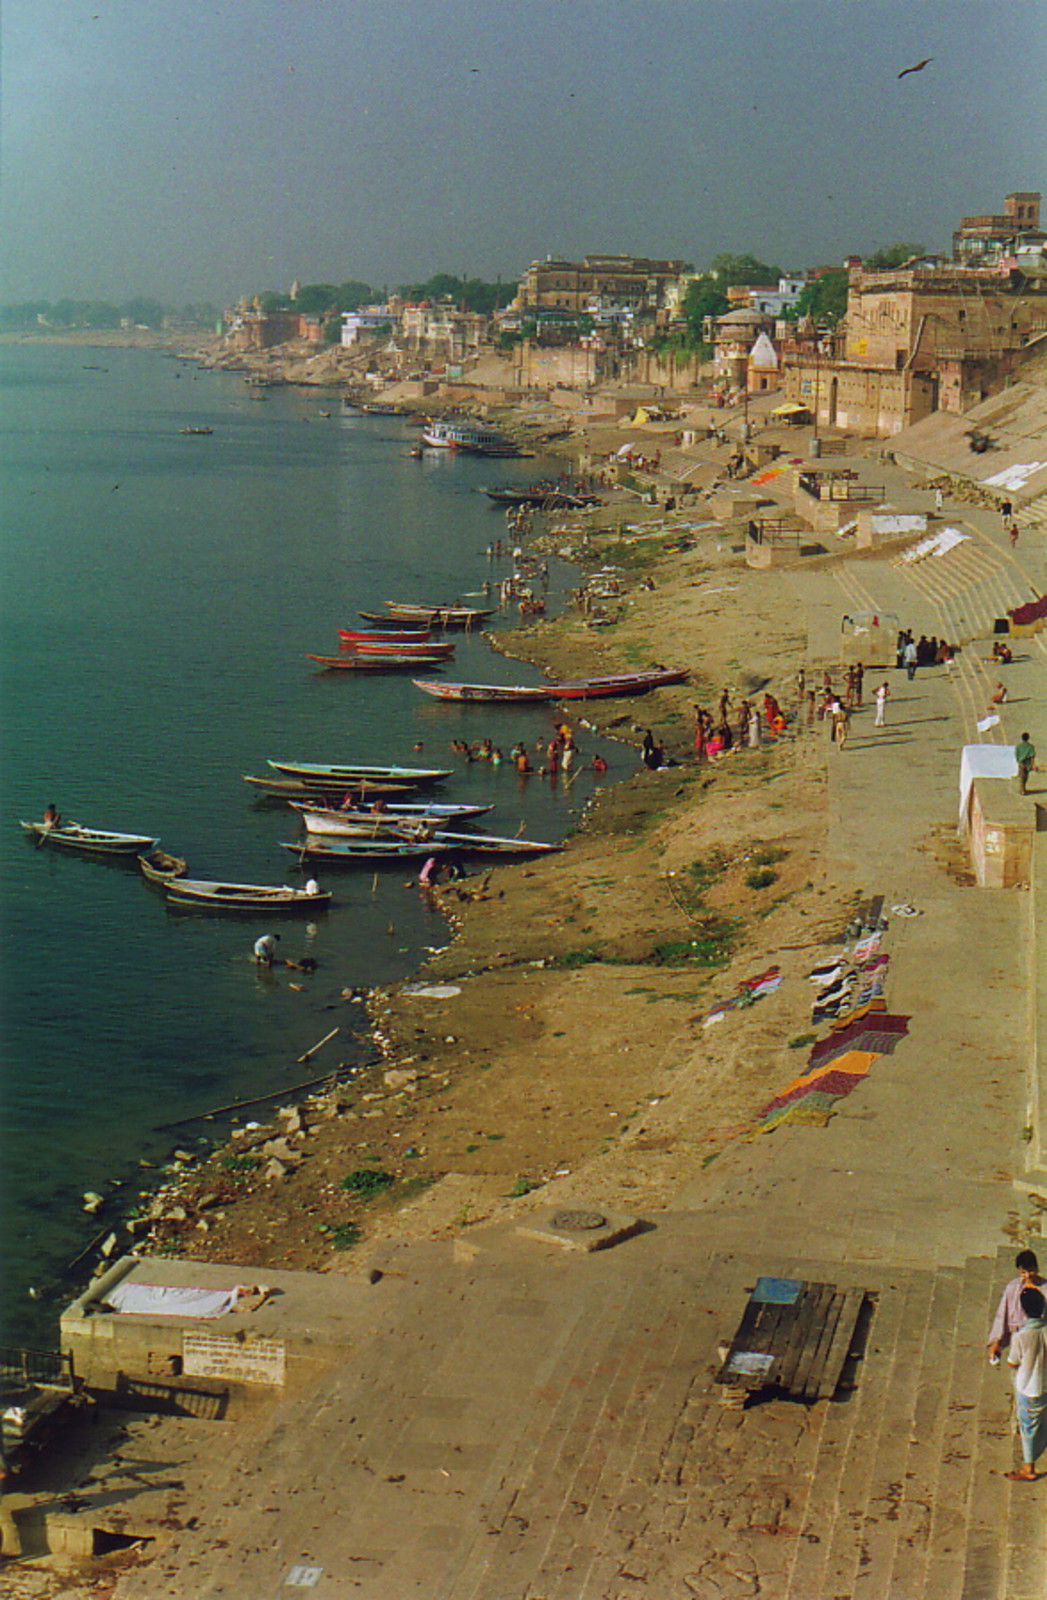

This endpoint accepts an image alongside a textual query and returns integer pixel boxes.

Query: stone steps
[771,1248,1032,1600]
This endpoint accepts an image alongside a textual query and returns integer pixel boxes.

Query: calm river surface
[0,345,617,1344]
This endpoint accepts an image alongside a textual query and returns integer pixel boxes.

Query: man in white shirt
[1007,1286,1047,1481]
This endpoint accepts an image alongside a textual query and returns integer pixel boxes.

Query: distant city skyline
[2,0,1045,306]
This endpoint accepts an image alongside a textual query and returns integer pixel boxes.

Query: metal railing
[0,1346,75,1393]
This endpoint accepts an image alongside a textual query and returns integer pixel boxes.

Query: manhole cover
[550,1209,607,1231]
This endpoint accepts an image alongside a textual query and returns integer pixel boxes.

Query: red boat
[338,627,433,645]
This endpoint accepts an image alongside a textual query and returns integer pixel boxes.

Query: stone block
[516,1205,646,1253]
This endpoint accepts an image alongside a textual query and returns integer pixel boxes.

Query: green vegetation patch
[340,1167,394,1196]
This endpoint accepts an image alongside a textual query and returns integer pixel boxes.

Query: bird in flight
[897,57,933,78]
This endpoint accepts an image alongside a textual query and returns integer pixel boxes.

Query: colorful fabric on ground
[808,1015,909,1068]
[755,1090,840,1132]
[762,1051,878,1109]
[703,966,782,1025]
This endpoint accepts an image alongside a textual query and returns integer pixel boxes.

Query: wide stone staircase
[434,1240,1044,1600]
[772,1247,1038,1600]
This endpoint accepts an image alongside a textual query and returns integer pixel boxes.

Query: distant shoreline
[0,328,192,350]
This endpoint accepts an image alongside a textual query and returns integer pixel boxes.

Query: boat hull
[268,760,452,786]
[412,679,551,703]
[243,775,418,801]
[283,831,558,860]
[163,878,332,912]
[411,669,688,703]
[21,821,159,856]
[307,653,450,671]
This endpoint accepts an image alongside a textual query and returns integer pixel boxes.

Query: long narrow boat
[281,831,560,861]
[268,759,452,786]
[412,669,688,703]
[357,603,494,629]
[552,669,689,700]
[307,653,450,672]
[290,801,493,833]
[163,878,332,912]
[338,628,434,645]
[351,615,434,633]
[412,679,552,704]
[243,774,419,801]
[483,485,601,508]
[21,821,159,856]
[344,637,456,657]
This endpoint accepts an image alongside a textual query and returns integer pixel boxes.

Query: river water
[0,345,616,1345]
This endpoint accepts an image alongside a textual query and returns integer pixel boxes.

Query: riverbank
[103,476,840,1274]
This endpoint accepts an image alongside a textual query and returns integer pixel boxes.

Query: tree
[295,283,340,315]
[337,280,375,312]
[708,252,783,288]
[258,290,293,313]
[681,276,728,344]
[865,242,926,270]
[790,270,849,326]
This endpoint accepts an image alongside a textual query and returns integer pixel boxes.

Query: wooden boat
[484,484,600,508]
[139,848,188,883]
[290,801,493,834]
[163,878,332,911]
[243,774,419,802]
[338,628,434,645]
[412,679,552,704]
[343,637,455,657]
[353,614,434,632]
[551,669,689,700]
[268,759,452,787]
[179,426,214,436]
[282,831,559,861]
[307,652,450,672]
[281,836,450,862]
[412,669,688,703]
[21,821,159,856]
[372,602,495,628]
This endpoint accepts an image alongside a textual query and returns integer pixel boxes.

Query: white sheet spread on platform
[958,743,1019,823]
[899,526,969,563]
[104,1282,240,1318]
[983,462,1046,493]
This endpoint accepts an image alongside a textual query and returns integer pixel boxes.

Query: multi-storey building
[516,255,691,315]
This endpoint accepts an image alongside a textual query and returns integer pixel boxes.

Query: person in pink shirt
[988,1250,1043,1361]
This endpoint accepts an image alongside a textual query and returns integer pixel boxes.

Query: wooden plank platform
[716,1277,870,1402]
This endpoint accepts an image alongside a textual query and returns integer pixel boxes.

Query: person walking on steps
[1007,1286,1047,1481]
[1015,732,1036,795]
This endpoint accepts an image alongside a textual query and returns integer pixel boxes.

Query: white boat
[421,418,515,454]
[163,878,332,912]
[290,801,493,835]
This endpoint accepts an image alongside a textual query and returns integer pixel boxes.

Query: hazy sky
[3,0,1045,306]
